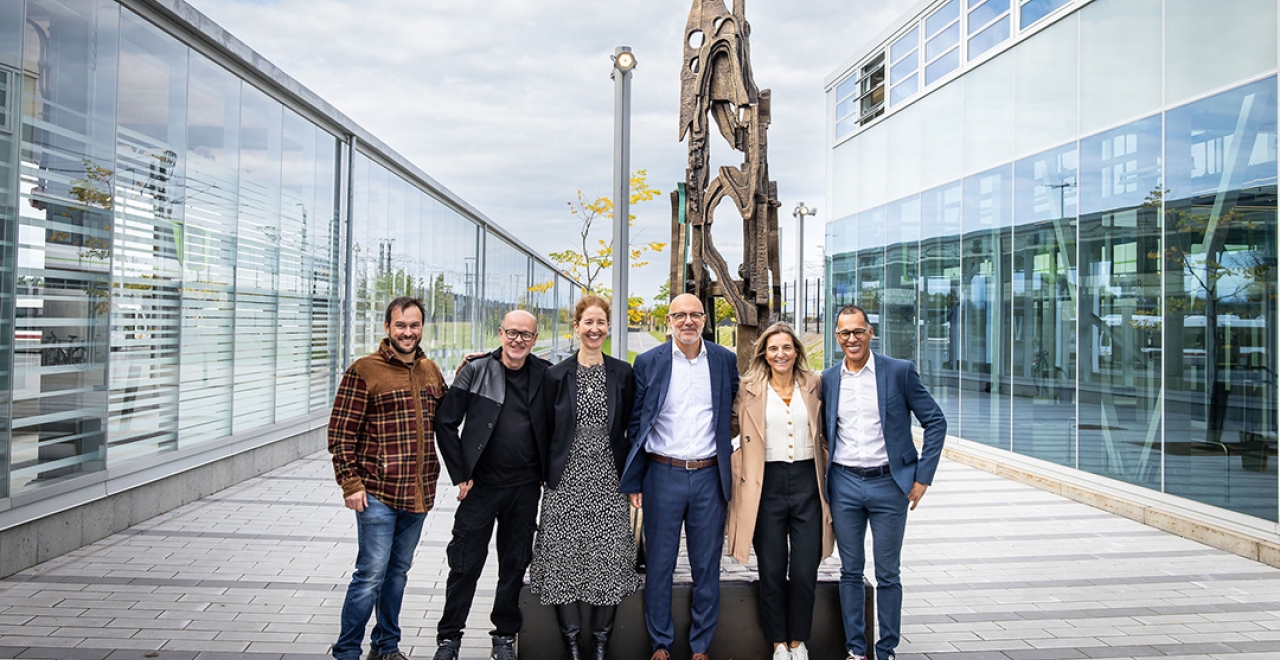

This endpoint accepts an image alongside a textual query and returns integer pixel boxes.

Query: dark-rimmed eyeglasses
[669,311,707,322]
[835,328,871,341]
[500,328,536,342]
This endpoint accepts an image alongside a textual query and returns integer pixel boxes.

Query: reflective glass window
[967,14,1010,61]
[1162,78,1277,521]
[1077,113,1163,489]
[12,0,119,493]
[275,109,316,422]
[108,11,186,463]
[925,22,960,62]
[232,85,282,434]
[826,214,858,364]
[890,74,919,106]
[924,47,960,86]
[482,235,529,350]
[0,68,17,499]
[530,262,557,354]
[959,165,1013,450]
[968,0,1009,34]
[891,26,919,65]
[1020,0,1071,29]
[1011,143,1077,467]
[927,0,961,36]
[1165,0,1276,107]
[0,1,21,63]
[180,53,238,446]
[309,131,340,409]
[883,195,920,362]
[889,57,918,88]
[856,206,885,355]
[918,182,962,427]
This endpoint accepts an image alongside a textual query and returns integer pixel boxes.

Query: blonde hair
[745,322,811,384]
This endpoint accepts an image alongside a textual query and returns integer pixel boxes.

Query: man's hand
[907,482,928,510]
[345,490,367,512]
[629,493,642,508]
[457,480,474,501]
[454,352,487,376]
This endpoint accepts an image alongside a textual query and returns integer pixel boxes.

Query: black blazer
[542,352,635,490]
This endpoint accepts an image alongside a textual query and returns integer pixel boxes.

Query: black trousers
[438,482,541,640]
[753,459,823,644]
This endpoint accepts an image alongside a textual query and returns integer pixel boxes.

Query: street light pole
[611,46,635,360]
[792,202,817,332]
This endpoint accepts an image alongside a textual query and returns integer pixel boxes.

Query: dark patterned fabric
[529,362,641,605]
[328,339,447,513]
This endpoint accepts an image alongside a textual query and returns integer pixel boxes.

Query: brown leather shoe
[649,651,670,660]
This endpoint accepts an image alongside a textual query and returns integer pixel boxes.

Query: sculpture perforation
[670,0,781,369]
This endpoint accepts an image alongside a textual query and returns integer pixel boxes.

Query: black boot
[590,604,616,660]
[555,602,583,660]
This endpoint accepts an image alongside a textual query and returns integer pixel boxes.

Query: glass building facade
[0,1,575,530]
[827,0,1279,525]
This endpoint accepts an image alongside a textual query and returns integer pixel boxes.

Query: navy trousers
[642,461,727,654]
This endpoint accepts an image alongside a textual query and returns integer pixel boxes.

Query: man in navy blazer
[620,293,739,660]
[822,305,946,660]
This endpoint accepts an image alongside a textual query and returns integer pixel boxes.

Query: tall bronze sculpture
[669,0,781,368]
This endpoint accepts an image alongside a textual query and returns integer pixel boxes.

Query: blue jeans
[332,493,428,660]
[828,466,909,660]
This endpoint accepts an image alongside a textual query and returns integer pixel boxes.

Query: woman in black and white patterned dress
[531,294,640,660]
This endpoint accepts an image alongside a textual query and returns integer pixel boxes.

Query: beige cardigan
[725,370,834,564]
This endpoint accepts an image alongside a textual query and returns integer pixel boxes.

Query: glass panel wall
[231,85,281,434]
[12,0,119,493]
[1012,143,1077,466]
[180,53,238,446]
[0,0,559,512]
[1162,78,1277,518]
[1077,114,1164,488]
[108,11,184,463]
[959,165,1013,449]
[482,235,529,350]
[826,0,1279,522]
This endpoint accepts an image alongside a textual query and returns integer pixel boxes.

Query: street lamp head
[613,50,636,72]
[793,202,817,219]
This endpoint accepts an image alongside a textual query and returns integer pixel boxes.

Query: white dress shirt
[646,341,717,460]
[833,354,889,468]
[764,384,813,463]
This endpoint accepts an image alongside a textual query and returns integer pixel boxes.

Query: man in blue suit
[620,293,739,660]
[822,304,946,660]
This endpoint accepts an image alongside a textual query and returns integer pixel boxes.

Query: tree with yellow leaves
[549,170,667,295]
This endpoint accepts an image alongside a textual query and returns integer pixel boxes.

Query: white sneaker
[845,653,867,660]
[790,642,809,660]
[772,645,791,660]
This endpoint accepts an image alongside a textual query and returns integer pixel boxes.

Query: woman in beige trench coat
[727,322,834,660]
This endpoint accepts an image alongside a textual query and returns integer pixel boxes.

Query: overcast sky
[189,0,917,303]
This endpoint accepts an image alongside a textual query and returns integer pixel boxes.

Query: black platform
[517,578,874,660]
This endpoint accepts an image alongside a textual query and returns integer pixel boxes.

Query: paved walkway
[1,452,1278,660]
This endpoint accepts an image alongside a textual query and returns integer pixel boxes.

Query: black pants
[438,482,541,640]
[753,460,822,644]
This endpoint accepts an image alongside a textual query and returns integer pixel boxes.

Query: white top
[764,384,813,463]
[832,354,889,468]
[646,341,717,460]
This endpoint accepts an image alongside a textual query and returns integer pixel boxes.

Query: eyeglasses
[669,311,707,322]
[500,328,536,342]
[835,328,871,341]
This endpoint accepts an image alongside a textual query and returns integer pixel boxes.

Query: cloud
[188,0,916,300]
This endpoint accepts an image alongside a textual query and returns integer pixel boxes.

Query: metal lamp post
[611,47,635,359]
[792,202,817,332]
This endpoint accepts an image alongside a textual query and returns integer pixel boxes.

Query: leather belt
[649,453,718,470]
[838,463,892,478]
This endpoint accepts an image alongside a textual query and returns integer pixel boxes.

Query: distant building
[825,0,1278,545]
[0,0,577,576]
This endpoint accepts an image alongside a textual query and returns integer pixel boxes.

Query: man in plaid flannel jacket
[329,297,447,660]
